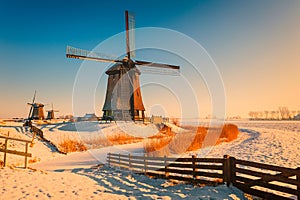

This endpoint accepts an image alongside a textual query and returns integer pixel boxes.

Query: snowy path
[72,165,246,200]
[1,165,247,200]
[31,142,145,171]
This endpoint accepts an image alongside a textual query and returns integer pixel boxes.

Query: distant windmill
[46,103,59,120]
[66,10,180,121]
[27,91,45,120]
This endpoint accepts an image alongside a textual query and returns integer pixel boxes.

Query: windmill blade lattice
[66,46,121,63]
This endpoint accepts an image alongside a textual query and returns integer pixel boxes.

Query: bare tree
[248,111,254,120]
[264,111,269,120]
[290,110,296,119]
[279,107,290,120]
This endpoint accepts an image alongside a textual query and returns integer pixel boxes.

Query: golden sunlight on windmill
[66,11,180,122]
[1,2,300,199]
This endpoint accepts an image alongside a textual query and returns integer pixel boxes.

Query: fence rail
[0,135,32,168]
[107,153,300,200]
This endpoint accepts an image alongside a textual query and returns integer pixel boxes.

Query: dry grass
[106,133,143,145]
[59,139,88,153]
[144,123,239,155]
[218,123,239,142]
[144,137,173,153]
[28,157,41,164]
[186,126,208,151]
[81,132,144,149]
[143,124,175,155]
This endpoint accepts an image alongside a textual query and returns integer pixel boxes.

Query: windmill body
[24,91,46,127]
[46,103,59,120]
[46,110,59,120]
[30,103,45,120]
[102,59,145,121]
[46,111,55,120]
[66,11,179,121]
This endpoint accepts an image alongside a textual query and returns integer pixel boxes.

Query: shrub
[106,133,143,145]
[28,157,40,164]
[219,123,239,142]
[59,139,87,153]
[186,127,208,151]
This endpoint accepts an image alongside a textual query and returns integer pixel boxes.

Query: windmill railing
[107,153,300,200]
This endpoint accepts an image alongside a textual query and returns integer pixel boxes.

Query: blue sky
[0,0,299,118]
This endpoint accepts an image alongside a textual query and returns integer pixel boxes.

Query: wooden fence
[0,135,32,168]
[107,153,300,200]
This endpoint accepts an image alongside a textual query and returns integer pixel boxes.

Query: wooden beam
[0,135,31,143]
[0,148,32,157]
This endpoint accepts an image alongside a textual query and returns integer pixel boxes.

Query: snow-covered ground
[0,120,299,199]
[205,120,300,168]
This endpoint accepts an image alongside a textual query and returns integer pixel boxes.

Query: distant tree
[253,111,259,119]
[264,111,269,119]
[258,111,264,119]
[248,111,254,119]
[279,107,290,120]
[290,110,296,119]
[270,111,276,120]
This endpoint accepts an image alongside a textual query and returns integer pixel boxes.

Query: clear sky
[0,0,299,118]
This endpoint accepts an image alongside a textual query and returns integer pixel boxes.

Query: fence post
[3,138,8,167]
[192,155,199,180]
[118,153,121,169]
[229,157,236,186]
[128,154,131,172]
[223,155,231,186]
[144,154,147,175]
[297,167,300,200]
[24,142,29,168]
[164,155,169,178]
[108,153,111,167]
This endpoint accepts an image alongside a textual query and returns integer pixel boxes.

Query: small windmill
[46,103,59,120]
[66,11,180,121]
[27,91,45,120]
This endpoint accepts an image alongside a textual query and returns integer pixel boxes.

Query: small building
[150,116,169,124]
[294,114,300,120]
[78,113,99,121]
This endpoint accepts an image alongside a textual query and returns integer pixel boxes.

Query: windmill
[46,103,59,120]
[27,91,45,120]
[66,11,180,121]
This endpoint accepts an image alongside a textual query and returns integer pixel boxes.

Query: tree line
[249,107,300,120]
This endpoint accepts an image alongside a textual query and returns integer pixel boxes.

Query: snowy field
[0,120,299,199]
[196,120,300,168]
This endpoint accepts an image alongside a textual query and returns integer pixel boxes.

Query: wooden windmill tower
[66,11,179,121]
[46,103,59,120]
[27,91,45,120]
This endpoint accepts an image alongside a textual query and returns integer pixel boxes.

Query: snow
[197,120,300,168]
[1,120,299,199]
[1,165,246,200]
[0,167,126,199]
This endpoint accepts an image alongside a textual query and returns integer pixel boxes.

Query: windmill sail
[128,11,136,58]
[66,46,119,63]
[28,90,36,120]
[66,10,180,121]
[138,66,180,76]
